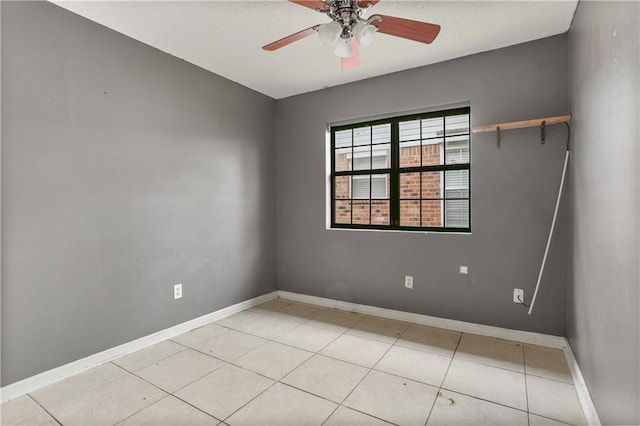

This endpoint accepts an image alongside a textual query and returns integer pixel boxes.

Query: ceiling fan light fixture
[352,22,377,48]
[334,36,353,58]
[317,21,342,46]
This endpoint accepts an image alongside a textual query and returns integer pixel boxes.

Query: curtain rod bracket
[541,121,546,144]
[496,126,501,148]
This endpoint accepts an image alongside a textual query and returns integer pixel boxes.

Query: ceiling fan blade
[341,37,360,70]
[371,14,441,44]
[262,26,318,51]
[357,0,380,8]
[288,0,328,12]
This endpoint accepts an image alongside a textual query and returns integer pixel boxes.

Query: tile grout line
[319,405,341,426]
[434,387,532,416]
[219,380,280,424]
[273,314,411,423]
[445,343,574,384]
[335,321,407,422]
[267,306,371,417]
[278,315,402,426]
[175,331,272,365]
[423,331,464,426]
[523,343,532,426]
[436,334,534,417]
[112,394,173,426]
[25,363,132,425]
[108,361,223,425]
[26,394,64,426]
[217,308,355,424]
[218,306,400,425]
[223,305,334,343]
[115,344,188,373]
[138,308,321,422]
[29,363,163,426]
[174,303,352,424]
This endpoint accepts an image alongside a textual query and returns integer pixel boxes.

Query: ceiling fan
[262,0,441,70]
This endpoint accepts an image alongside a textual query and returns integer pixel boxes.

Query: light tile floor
[1,298,587,426]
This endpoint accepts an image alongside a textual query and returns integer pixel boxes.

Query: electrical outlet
[174,284,183,299]
[405,275,414,289]
[459,265,469,275]
[513,288,524,303]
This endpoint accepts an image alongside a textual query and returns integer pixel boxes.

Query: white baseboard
[278,290,566,349]
[563,341,602,426]
[0,291,278,403]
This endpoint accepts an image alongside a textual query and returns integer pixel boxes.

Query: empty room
[1,0,638,425]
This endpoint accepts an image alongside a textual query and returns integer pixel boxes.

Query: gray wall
[276,35,569,335]
[1,1,276,385]
[567,2,639,424]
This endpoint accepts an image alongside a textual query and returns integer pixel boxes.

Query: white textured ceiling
[50,1,578,99]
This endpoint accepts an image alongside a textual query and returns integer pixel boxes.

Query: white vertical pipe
[528,150,570,315]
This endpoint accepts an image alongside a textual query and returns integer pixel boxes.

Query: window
[331,107,470,232]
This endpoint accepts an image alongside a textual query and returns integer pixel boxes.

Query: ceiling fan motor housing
[324,1,370,28]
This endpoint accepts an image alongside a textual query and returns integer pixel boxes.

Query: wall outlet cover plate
[174,284,183,299]
[405,275,414,289]
[513,288,524,303]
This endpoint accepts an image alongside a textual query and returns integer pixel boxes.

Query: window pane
[353,126,371,146]
[335,200,351,224]
[445,200,469,228]
[422,117,444,139]
[335,130,352,148]
[400,173,420,199]
[371,174,388,199]
[445,136,470,165]
[400,200,420,226]
[399,142,420,168]
[352,145,371,170]
[399,120,420,141]
[372,124,391,144]
[335,147,351,172]
[335,176,349,199]
[422,200,443,227]
[372,144,390,169]
[422,138,443,166]
[445,169,469,193]
[351,176,370,199]
[421,171,443,199]
[371,200,390,225]
[445,114,469,137]
[352,200,370,224]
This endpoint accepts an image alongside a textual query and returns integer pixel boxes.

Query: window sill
[325,227,472,236]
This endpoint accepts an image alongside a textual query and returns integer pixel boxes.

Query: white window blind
[445,142,470,227]
[352,176,387,199]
